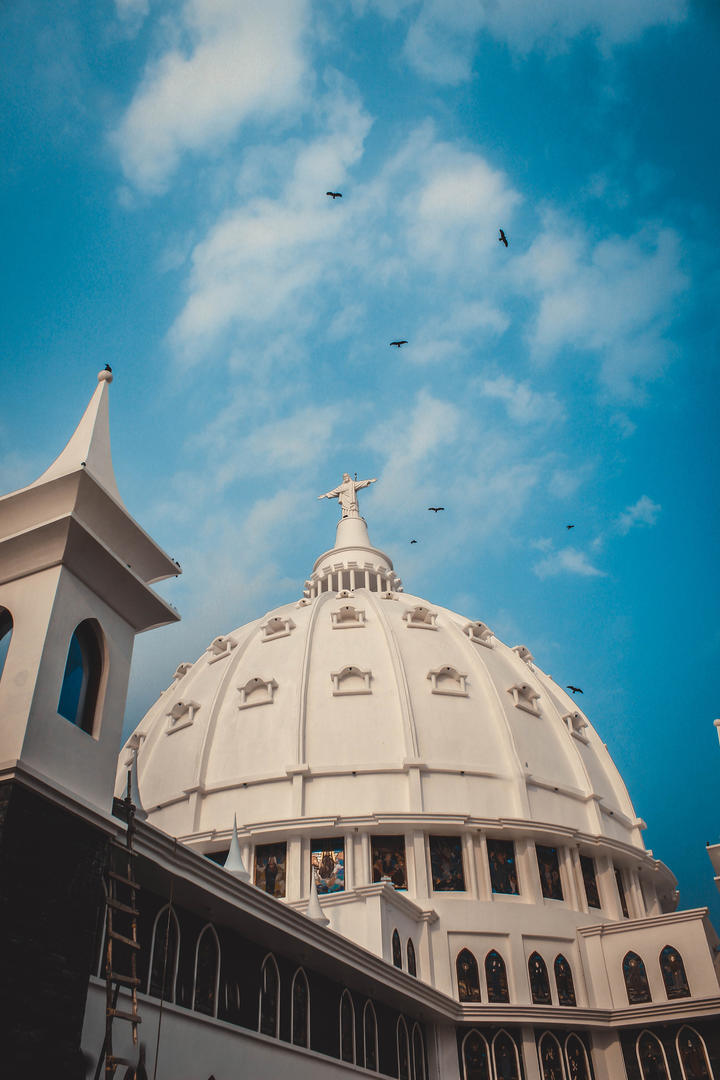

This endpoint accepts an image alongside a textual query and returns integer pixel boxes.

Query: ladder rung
[107,897,140,915]
[110,973,141,986]
[108,1008,142,1024]
[108,871,140,890]
[109,930,141,949]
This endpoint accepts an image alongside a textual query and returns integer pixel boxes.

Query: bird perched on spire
[104,363,112,372]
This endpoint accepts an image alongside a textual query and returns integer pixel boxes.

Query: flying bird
[104,363,112,372]
[567,685,583,695]
[566,524,575,530]
[409,539,418,544]
[326,191,342,199]
[498,229,508,247]
[428,507,445,513]
[390,340,408,348]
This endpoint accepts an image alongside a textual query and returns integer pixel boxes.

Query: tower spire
[31,369,123,504]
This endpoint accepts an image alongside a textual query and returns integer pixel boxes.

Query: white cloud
[481,375,564,425]
[533,547,606,579]
[616,494,661,534]
[113,0,311,190]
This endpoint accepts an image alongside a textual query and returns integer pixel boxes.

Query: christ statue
[318,473,377,518]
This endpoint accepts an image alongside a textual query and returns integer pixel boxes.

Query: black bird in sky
[410,539,418,544]
[428,507,445,513]
[390,340,408,348]
[498,228,508,247]
[104,363,112,372]
[326,191,342,199]
[566,524,575,530]
[567,685,583,695]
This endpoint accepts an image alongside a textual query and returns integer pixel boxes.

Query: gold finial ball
[98,369,113,384]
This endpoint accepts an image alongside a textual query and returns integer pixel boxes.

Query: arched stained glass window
[0,607,13,683]
[363,1001,378,1072]
[660,945,690,1000]
[565,1034,591,1080]
[412,1023,426,1080]
[222,977,241,1025]
[57,619,104,734]
[397,1017,410,1080]
[538,1032,565,1080]
[529,952,551,1004]
[623,951,652,1005]
[492,1030,521,1080]
[340,989,355,1064]
[292,968,310,1047]
[392,928,403,968]
[407,937,417,977]
[676,1025,712,1079]
[148,904,179,1002]
[193,924,220,1017]
[485,950,509,1003]
[456,948,481,1002]
[636,1031,670,1080]
[462,1030,491,1080]
[554,954,576,1006]
[259,954,280,1037]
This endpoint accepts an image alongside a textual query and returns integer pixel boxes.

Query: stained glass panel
[565,1034,590,1080]
[292,970,309,1046]
[259,957,279,1036]
[311,837,345,893]
[456,948,481,1002]
[677,1027,711,1079]
[554,954,576,1006]
[463,1031,491,1080]
[398,1018,410,1080]
[149,907,178,1001]
[340,991,355,1063]
[659,945,690,999]
[539,1034,564,1080]
[429,835,466,891]
[493,1031,520,1080]
[580,854,601,908]
[529,952,551,1004]
[254,842,287,898]
[623,951,651,1004]
[637,1032,669,1079]
[364,1003,378,1071]
[407,937,417,976]
[372,834,407,889]
[392,929,403,969]
[487,839,519,895]
[193,926,219,1016]
[536,845,564,900]
[485,950,509,1003]
[615,867,630,917]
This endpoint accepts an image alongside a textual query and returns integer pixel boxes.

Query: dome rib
[296,590,327,767]
[365,590,420,762]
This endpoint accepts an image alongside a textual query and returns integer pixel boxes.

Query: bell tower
[0,369,180,812]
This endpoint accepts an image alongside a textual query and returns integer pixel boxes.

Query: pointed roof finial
[223,814,250,881]
[306,870,330,926]
[30,369,123,503]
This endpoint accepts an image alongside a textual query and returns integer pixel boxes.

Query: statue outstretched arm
[356,477,377,490]
[318,486,341,500]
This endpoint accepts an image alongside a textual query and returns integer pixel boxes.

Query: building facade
[1,373,718,1079]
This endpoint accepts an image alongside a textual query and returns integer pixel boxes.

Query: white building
[1,372,718,1080]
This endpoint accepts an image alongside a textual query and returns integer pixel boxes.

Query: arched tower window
[57,619,104,734]
[411,1023,426,1080]
[148,904,180,1002]
[192,924,220,1017]
[636,1031,670,1080]
[554,954,576,1006]
[456,948,481,1002]
[485,950,509,1003]
[660,945,690,999]
[538,1032,565,1080]
[0,607,13,683]
[363,1001,378,1072]
[397,1017,410,1080]
[340,989,356,1064]
[623,951,652,1005]
[529,952,551,1004]
[676,1025,713,1079]
[461,1030,491,1080]
[291,968,310,1048]
[407,937,417,976]
[492,1030,521,1080]
[392,929,403,969]
[564,1035,591,1080]
[259,954,280,1037]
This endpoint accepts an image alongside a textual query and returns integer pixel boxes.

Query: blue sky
[1,0,718,920]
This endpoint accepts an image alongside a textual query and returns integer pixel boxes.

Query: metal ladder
[99,772,142,1079]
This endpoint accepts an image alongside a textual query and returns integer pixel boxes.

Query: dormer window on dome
[403,606,438,630]
[512,645,534,665]
[123,731,146,766]
[427,666,468,697]
[464,621,493,647]
[207,636,238,664]
[331,666,372,696]
[238,676,278,709]
[331,605,366,629]
[508,683,541,716]
[167,699,200,733]
[261,616,296,641]
[563,711,589,741]
[172,662,193,681]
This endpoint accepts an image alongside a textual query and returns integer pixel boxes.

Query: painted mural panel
[254,842,287,897]
[429,835,466,891]
[311,837,345,893]
[487,839,519,895]
[372,834,407,889]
